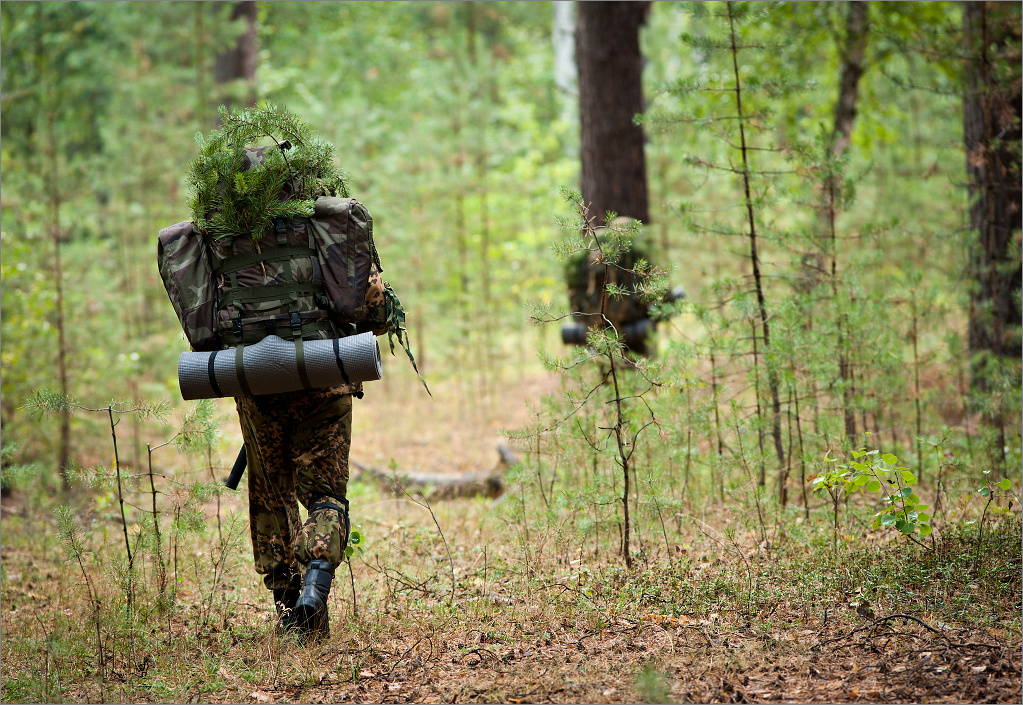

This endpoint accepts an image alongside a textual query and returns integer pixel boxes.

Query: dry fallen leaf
[250,691,273,704]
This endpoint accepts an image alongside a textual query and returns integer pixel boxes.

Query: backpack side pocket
[157,221,218,351]
[311,197,375,326]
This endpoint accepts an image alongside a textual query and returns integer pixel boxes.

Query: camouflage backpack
[158,188,385,352]
[158,105,426,392]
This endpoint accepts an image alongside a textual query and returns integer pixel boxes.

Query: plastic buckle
[290,311,302,337]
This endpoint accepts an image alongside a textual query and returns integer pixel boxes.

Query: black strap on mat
[207,350,223,397]
[332,337,351,385]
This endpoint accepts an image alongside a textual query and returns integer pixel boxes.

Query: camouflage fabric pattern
[311,197,376,323]
[566,245,651,332]
[236,386,353,589]
[209,219,331,346]
[157,221,219,351]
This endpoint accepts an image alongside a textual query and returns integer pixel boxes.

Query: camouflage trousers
[235,386,352,590]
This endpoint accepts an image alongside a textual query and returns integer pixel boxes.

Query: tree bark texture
[832,2,870,156]
[213,1,258,111]
[576,1,650,226]
[962,1,1022,388]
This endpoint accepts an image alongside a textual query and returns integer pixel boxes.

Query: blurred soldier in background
[562,217,684,358]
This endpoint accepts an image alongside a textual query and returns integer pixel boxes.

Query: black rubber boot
[272,584,300,634]
[293,560,335,641]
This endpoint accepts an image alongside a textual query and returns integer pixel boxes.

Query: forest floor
[2,367,1021,704]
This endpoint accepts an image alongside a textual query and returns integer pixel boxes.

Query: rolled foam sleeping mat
[178,333,382,400]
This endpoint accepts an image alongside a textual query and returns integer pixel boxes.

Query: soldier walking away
[159,105,421,642]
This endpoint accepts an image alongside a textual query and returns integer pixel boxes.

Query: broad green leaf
[996,478,1012,491]
[852,450,865,459]
[909,493,921,505]
[900,470,917,485]
[918,524,933,536]
[898,487,913,499]
[898,520,914,535]
[880,514,897,527]
[979,487,991,497]
[918,513,930,522]
[882,453,898,465]
[865,480,881,493]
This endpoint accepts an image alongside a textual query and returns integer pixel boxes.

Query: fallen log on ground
[352,443,518,499]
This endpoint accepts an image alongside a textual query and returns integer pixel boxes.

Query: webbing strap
[292,312,312,389]
[219,282,324,307]
[309,496,348,515]
[332,337,351,385]
[213,246,317,277]
[235,345,252,397]
[220,320,334,347]
[207,350,223,397]
[309,496,351,549]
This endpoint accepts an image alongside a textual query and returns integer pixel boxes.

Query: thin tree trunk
[832,2,870,157]
[195,4,210,127]
[552,1,577,125]
[727,2,785,473]
[827,2,870,445]
[750,320,767,487]
[213,1,258,113]
[46,113,72,492]
[793,1,869,444]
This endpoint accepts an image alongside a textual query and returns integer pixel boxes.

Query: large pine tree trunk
[576,1,650,226]
[962,1,1022,389]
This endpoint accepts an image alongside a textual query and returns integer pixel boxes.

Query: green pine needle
[188,104,350,240]
[383,285,431,396]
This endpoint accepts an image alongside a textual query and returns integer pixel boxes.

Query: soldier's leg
[289,388,353,640]
[236,395,303,597]
[293,389,353,567]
